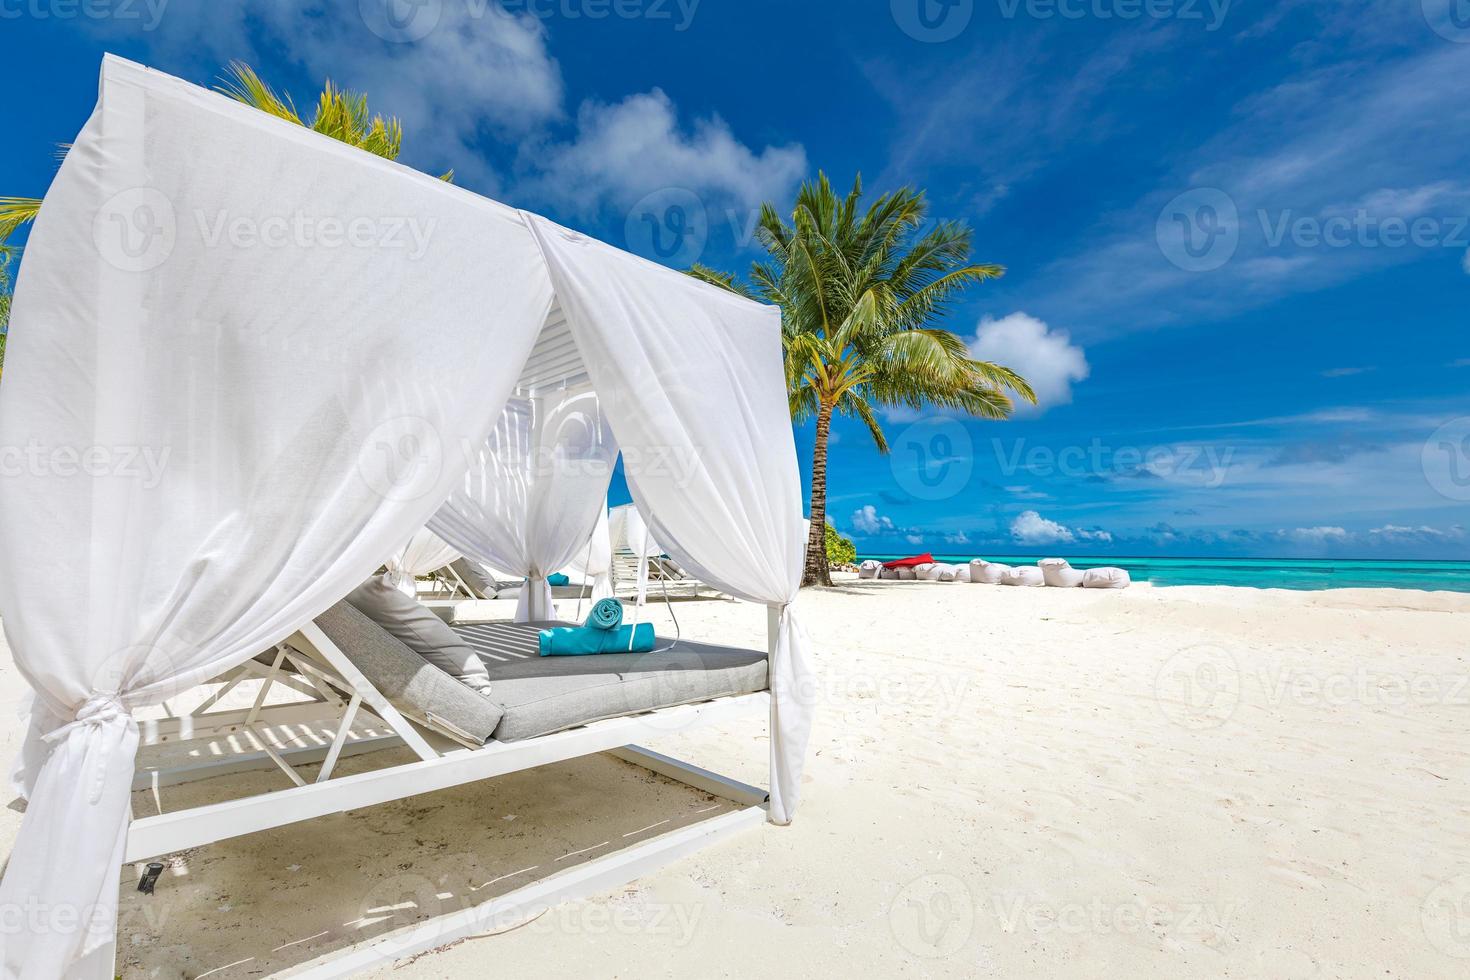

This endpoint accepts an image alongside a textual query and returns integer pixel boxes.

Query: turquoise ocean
[858,555,1470,593]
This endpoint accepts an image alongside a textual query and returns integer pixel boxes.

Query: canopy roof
[0,55,814,978]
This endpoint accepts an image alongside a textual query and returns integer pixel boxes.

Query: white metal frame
[122,612,779,972]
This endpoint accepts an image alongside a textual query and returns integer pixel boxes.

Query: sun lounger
[123,603,775,909]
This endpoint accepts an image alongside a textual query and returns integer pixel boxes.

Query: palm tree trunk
[803,402,835,588]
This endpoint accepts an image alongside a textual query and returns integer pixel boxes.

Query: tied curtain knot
[40,692,133,805]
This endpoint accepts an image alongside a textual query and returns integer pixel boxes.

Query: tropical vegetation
[824,522,857,567]
[690,173,1036,587]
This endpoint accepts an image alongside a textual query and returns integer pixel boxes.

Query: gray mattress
[311,603,767,744]
[452,621,769,742]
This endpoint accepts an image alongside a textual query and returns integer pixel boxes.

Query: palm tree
[216,62,452,180]
[691,173,1035,587]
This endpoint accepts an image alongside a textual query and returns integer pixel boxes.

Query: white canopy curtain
[428,388,616,622]
[525,217,815,826]
[610,501,662,604]
[0,57,558,977]
[566,504,614,601]
[384,526,461,595]
[0,55,813,978]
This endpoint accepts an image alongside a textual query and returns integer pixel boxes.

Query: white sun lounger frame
[122,609,779,976]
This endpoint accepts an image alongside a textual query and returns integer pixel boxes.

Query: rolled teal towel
[539,622,655,656]
[547,573,570,587]
[586,598,624,631]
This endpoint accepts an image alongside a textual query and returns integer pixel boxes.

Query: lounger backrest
[448,558,499,599]
[311,601,505,743]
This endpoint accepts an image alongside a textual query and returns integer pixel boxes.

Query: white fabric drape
[610,503,661,604]
[384,527,461,595]
[525,215,814,825]
[0,57,553,977]
[566,505,613,601]
[429,389,616,622]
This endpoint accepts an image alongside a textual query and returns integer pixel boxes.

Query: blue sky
[2,0,1467,559]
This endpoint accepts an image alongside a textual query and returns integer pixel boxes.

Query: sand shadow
[118,746,744,977]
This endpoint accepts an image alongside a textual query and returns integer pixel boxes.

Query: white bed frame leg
[607,745,768,807]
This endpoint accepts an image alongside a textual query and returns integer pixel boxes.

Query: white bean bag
[972,560,1010,585]
[934,563,958,582]
[1039,558,1085,588]
[879,567,898,580]
[1000,565,1045,587]
[953,564,971,583]
[858,559,882,580]
[920,564,945,581]
[1082,567,1131,589]
[912,563,935,577]
[897,567,917,581]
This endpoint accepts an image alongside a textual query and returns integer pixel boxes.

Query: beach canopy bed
[0,56,813,978]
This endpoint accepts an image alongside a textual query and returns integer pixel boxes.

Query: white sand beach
[2,579,1468,978]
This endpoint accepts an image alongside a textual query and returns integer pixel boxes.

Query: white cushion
[858,559,882,580]
[972,560,1010,585]
[933,563,958,582]
[345,575,494,694]
[879,567,899,580]
[912,563,935,576]
[1000,566,1045,587]
[1039,558,1085,588]
[897,567,917,580]
[953,564,971,583]
[1083,567,1131,589]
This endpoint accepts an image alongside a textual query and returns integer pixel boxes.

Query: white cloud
[1076,527,1114,543]
[528,89,807,215]
[944,531,971,545]
[851,505,895,536]
[97,1,803,208]
[969,313,1089,415]
[1011,510,1073,544]
[97,1,563,192]
[1284,526,1350,543]
[905,534,925,546]
[1368,524,1466,541]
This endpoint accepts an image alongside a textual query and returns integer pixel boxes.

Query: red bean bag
[882,553,934,570]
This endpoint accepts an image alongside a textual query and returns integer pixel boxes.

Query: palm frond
[217,62,303,126]
[686,264,757,300]
[0,198,41,242]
